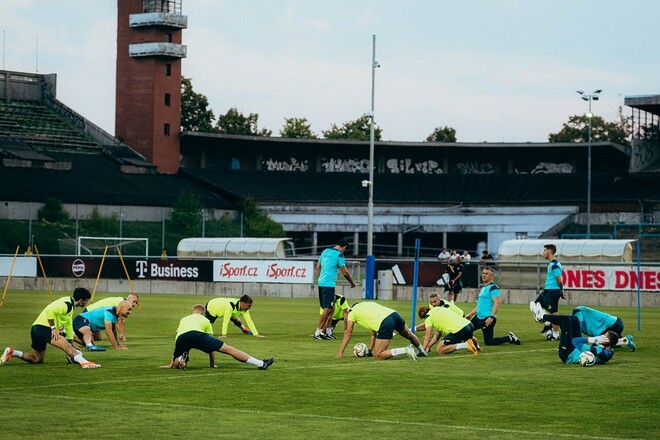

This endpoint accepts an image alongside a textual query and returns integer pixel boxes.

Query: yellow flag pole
[91,245,109,303]
[33,244,53,302]
[0,246,20,307]
[115,246,139,310]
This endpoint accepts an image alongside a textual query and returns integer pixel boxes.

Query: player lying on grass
[572,306,636,351]
[337,301,427,361]
[161,304,274,371]
[1,288,101,369]
[414,292,464,332]
[418,305,480,355]
[73,300,133,351]
[530,302,618,365]
[83,293,139,342]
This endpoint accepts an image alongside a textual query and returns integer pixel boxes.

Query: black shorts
[443,323,475,345]
[607,317,624,336]
[173,331,223,359]
[72,315,91,339]
[318,286,335,309]
[536,289,563,313]
[30,324,52,352]
[376,312,407,340]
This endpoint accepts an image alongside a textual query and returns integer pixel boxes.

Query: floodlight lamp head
[593,89,602,94]
[576,90,584,95]
[374,61,381,68]
[581,96,589,101]
[586,112,594,118]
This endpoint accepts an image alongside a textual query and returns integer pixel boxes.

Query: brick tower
[115,0,187,174]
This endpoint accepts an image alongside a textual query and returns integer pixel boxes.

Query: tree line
[181,77,631,145]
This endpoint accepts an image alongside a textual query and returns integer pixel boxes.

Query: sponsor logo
[135,260,200,279]
[72,259,85,278]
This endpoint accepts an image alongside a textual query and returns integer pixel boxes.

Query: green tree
[425,126,457,142]
[181,77,216,132]
[84,208,118,237]
[170,191,204,237]
[216,107,272,136]
[280,117,317,139]
[37,197,70,223]
[548,114,630,146]
[241,197,285,237]
[322,115,382,141]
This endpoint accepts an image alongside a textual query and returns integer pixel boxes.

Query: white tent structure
[177,237,295,258]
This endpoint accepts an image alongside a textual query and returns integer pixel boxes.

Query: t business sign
[213,260,314,284]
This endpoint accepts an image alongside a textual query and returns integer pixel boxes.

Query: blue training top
[80,306,118,333]
[573,306,617,336]
[476,283,500,319]
[317,247,346,287]
[545,258,563,289]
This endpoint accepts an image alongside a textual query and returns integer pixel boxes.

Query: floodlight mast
[365,34,377,299]
[576,89,602,238]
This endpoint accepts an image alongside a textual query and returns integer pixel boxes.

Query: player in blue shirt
[313,239,356,340]
[73,300,133,351]
[530,243,564,341]
[531,302,618,365]
[572,306,636,351]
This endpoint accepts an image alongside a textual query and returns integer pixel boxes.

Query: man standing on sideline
[205,295,263,338]
[160,304,274,371]
[531,244,564,341]
[337,302,427,360]
[444,256,463,304]
[465,266,521,346]
[313,239,355,340]
[1,288,101,368]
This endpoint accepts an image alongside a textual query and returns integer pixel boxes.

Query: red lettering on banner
[582,271,594,288]
[644,271,657,290]
[566,270,581,288]
[615,271,627,289]
[266,263,308,279]
[593,270,605,289]
[220,262,258,278]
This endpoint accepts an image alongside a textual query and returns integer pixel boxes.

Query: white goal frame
[77,236,149,257]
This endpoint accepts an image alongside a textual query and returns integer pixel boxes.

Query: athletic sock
[73,354,89,364]
[416,344,426,354]
[13,350,23,358]
[455,342,468,350]
[314,328,322,336]
[246,356,264,367]
[390,347,406,356]
[616,337,628,346]
[326,328,333,336]
[552,330,560,339]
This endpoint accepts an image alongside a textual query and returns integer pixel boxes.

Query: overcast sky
[1,0,658,142]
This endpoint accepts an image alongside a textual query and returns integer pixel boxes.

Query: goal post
[77,236,149,257]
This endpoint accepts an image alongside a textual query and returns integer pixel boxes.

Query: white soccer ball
[353,342,369,357]
[579,351,596,367]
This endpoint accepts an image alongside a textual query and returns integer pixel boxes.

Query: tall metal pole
[587,97,592,238]
[365,35,376,299]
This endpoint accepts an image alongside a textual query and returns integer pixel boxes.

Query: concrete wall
[4,277,658,308]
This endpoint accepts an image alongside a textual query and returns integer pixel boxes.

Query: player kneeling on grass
[73,300,133,351]
[530,302,618,365]
[83,293,139,342]
[418,306,480,355]
[337,302,427,361]
[161,304,274,371]
[1,288,101,369]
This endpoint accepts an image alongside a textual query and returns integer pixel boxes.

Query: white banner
[213,259,314,284]
[563,266,660,291]
[0,257,37,277]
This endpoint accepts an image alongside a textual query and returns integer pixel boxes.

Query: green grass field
[0,291,658,440]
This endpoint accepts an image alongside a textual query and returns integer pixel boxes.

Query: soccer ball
[579,351,596,367]
[353,342,369,357]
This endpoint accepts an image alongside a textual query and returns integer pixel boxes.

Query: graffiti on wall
[321,158,370,173]
[263,158,309,172]
[514,162,574,174]
[630,139,660,172]
[386,158,443,174]
[455,161,496,174]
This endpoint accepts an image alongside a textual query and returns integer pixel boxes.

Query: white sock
[552,330,560,338]
[86,342,94,347]
[326,328,333,336]
[616,338,628,346]
[450,300,455,304]
[73,354,89,364]
[455,342,468,350]
[246,356,264,367]
[13,350,23,358]
[314,328,321,336]
[417,344,426,354]
[390,347,407,356]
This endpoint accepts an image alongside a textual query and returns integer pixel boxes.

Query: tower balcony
[129,42,187,58]
[129,12,188,29]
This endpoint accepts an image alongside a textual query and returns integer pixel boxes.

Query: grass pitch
[0,291,658,440]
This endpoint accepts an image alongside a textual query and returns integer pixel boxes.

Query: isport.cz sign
[213,260,314,284]
[563,266,660,291]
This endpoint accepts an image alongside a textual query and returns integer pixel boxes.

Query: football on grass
[353,342,369,357]
[579,351,596,367]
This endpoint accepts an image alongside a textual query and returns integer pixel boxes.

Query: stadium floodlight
[365,34,377,300]
[576,89,602,238]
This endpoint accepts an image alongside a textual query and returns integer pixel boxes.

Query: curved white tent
[177,237,295,258]
[498,239,636,263]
